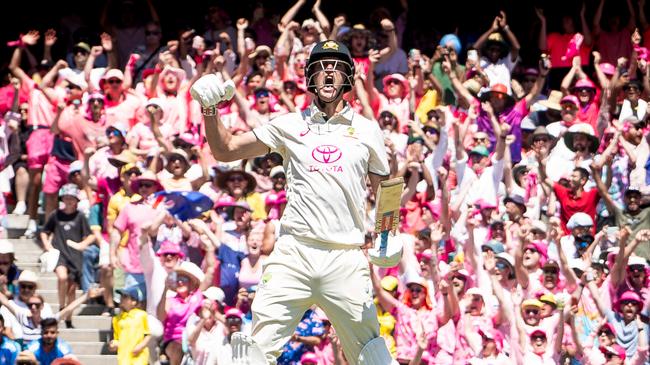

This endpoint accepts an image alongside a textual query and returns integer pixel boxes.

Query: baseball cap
[59,184,80,200]
[73,42,91,53]
[481,240,505,254]
[380,275,399,292]
[539,293,557,307]
[599,344,626,360]
[68,160,83,175]
[107,123,128,138]
[469,145,490,157]
[566,212,593,229]
[270,166,285,178]
[117,286,145,302]
[522,299,544,309]
[203,287,225,304]
[627,256,648,268]
[225,307,244,319]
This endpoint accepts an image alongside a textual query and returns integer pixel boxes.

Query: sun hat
[628,256,649,268]
[107,149,136,167]
[174,261,205,286]
[479,83,514,106]
[155,240,185,258]
[539,293,557,307]
[17,270,38,284]
[538,90,564,111]
[216,169,257,192]
[248,45,272,60]
[167,148,190,166]
[503,194,527,212]
[481,240,505,254]
[130,170,163,192]
[522,299,544,309]
[59,184,80,200]
[615,290,642,311]
[382,73,410,98]
[563,123,600,153]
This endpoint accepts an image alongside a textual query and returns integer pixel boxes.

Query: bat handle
[380,231,389,255]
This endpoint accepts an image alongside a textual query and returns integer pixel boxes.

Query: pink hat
[574,78,596,90]
[300,352,319,364]
[264,190,287,206]
[525,240,548,260]
[478,327,504,352]
[616,290,642,311]
[155,240,185,258]
[99,69,125,89]
[599,344,626,361]
[474,199,497,210]
[599,63,616,76]
[416,249,433,262]
[382,73,410,98]
[530,329,547,338]
[598,322,616,336]
[225,307,244,319]
[214,195,236,209]
[178,132,201,146]
[560,95,580,107]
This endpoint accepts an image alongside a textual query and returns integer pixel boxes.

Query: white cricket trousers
[251,234,381,365]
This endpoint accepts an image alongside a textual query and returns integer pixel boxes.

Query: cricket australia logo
[310,145,343,172]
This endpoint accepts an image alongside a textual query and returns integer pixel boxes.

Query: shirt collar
[307,101,354,126]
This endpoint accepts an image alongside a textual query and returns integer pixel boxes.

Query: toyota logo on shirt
[312,145,342,164]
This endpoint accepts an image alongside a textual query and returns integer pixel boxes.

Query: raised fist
[190,74,236,107]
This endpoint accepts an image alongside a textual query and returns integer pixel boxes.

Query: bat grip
[380,231,389,255]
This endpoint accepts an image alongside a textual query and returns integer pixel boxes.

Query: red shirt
[553,183,600,235]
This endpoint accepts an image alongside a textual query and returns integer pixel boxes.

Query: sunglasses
[628,265,645,272]
[163,253,179,259]
[74,49,89,55]
[524,248,539,254]
[633,123,647,130]
[386,79,401,86]
[495,261,508,270]
[575,87,594,93]
[533,137,549,143]
[20,284,36,290]
[598,330,613,337]
[139,182,155,189]
[408,285,423,294]
[125,169,141,177]
[620,300,639,306]
[473,137,488,142]
[525,309,540,315]
[531,334,546,341]
[255,91,270,98]
[106,129,122,137]
[0,261,10,266]
[28,302,42,308]
[543,268,559,275]
[107,78,122,85]
[145,30,161,36]
[228,176,246,182]
[226,316,243,324]
[177,275,191,284]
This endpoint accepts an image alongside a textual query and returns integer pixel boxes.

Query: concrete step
[5,214,29,239]
[75,355,117,365]
[37,289,83,303]
[32,275,57,291]
[70,315,113,330]
[10,239,43,252]
[13,261,41,271]
[59,328,113,342]
[69,341,113,355]
[14,250,45,262]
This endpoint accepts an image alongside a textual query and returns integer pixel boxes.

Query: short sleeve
[107,197,119,223]
[366,121,390,176]
[252,117,289,154]
[79,213,92,237]
[58,340,72,356]
[140,311,150,335]
[113,205,129,233]
[42,213,56,234]
[112,316,121,340]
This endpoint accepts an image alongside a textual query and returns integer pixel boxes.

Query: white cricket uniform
[251,102,391,364]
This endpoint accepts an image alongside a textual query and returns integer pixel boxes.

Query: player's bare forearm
[203,114,267,162]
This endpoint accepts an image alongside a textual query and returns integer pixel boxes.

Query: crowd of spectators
[0,0,649,364]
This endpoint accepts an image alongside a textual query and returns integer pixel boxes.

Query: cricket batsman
[190,40,397,365]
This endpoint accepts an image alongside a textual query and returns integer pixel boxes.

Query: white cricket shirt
[253,102,390,245]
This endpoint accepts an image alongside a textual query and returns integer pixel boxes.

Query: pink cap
[300,352,319,363]
[574,78,596,89]
[475,199,497,210]
[599,63,616,76]
[525,240,548,260]
[530,329,547,338]
[599,344,626,360]
[616,290,642,311]
[478,327,504,352]
[225,307,244,319]
[560,95,580,107]
[155,240,185,258]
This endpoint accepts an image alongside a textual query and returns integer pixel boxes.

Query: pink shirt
[89,146,119,180]
[546,33,591,69]
[394,303,439,364]
[58,106,107,160]
[313,337,335,365]
[25,79,58,127]
[113,201,158,274]
[453,314,495,364]
[163,289,203,342]
[104,92,143,128]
